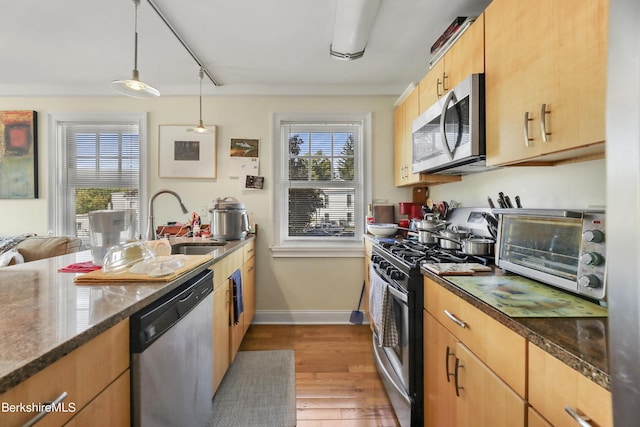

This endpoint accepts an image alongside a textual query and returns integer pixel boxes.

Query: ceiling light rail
[145,0,220,87]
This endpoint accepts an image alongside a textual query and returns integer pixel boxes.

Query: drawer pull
[524,111,534,147]
[454,357,464,397]
[540,103,551,142]
[444,309,467,328]
[445,346,455,382]
[22,391,68,427]
[564,406,593,427]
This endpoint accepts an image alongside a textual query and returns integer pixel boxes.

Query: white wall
[0,95,413,321]
[428,159,606,210]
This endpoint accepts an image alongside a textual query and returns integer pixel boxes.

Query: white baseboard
[253,310,370,325]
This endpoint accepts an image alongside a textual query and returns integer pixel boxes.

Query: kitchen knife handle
[515,195,522,208]
[504,195,514,208]
[564,406,594,427]
[487,197,496,209]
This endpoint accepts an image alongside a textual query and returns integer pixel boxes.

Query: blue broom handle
[357,281,365,310]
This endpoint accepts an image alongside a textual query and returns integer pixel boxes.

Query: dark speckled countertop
[0,236,253,394]
[421,266,609,390]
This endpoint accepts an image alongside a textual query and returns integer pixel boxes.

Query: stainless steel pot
[210,197,250,240]
[432,232,495,256]
[439,228,470,250]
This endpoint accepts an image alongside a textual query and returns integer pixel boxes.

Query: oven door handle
[372,334,411,403]
[386,283,409,304]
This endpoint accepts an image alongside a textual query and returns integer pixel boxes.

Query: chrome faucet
[146,189,189,240]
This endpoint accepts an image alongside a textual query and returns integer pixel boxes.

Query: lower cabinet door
[64,370,130,427]
[528,407,553,427]
[455,343,526,427]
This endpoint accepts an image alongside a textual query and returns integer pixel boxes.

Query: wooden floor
[239,324,400,427]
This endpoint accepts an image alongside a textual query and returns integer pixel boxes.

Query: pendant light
[187,67,213,134]
[111,0,160,98]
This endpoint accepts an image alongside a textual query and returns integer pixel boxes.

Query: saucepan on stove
[420,229,495,255]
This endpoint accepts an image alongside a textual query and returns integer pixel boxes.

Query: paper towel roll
[146,239,172,256]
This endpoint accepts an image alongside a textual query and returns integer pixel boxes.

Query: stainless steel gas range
[369,208,496,427]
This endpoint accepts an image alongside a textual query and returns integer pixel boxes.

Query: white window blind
[48,113,147,241]
[272,113,371,257]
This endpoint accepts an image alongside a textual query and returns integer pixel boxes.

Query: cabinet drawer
[64,370,130,427]
[242,239,255,263]
[0,319,129,427]
[529,343,612,427]
[424,278,526,397]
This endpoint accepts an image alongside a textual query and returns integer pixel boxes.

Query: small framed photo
[159,125,217,178]
[245,175,264,189]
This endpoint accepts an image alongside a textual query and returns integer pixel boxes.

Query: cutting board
[74,254,212,284]
[423,263,493,276]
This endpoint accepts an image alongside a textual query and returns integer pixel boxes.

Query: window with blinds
[273,113,371,253]
[48,113,146,242]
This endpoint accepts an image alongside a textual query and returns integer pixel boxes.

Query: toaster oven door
[496,213,582,292]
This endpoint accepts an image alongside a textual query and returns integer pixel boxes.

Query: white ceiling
[1,0,491,97]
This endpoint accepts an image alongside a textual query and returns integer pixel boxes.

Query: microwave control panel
[578,212,606,300]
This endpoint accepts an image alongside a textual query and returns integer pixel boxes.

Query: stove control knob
[390,271,403,280]
[583,229,604,243]
[579,274,601,288]
[581,252,603,266]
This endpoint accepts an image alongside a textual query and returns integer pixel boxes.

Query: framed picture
[230,138,259,157]
[158,125,217,178]
[0,110,38,198]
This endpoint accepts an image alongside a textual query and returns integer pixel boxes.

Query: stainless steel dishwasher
[130,269,213,427]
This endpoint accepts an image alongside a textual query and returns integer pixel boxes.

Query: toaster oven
[495,209,606,301]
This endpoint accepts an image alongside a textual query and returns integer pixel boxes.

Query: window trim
[47,112,148,237]
[271,112,372,257]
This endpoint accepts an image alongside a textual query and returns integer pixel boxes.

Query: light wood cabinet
[528,342,613,427]
[0,319,129,427]
[394,86,462,187]
[424,309,525,427]
[211,240,256,394]
[64,370,130,427]
[419,15,485,114]
[484,0,607,166]
[424,278,526,427]
[425,277,526,397]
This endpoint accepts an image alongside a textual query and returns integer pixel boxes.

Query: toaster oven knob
[581,252,603,266]
[583,229,604,243]
[579,274,601,289]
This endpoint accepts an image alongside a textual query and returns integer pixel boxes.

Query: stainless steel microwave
[411,73,487,175]
[495,209,607,301]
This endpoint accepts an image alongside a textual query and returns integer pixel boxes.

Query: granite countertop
[421,267,610,390]
[0,236,254,394]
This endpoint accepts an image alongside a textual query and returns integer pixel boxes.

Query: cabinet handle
[524,112,534,147]
[248,266,254,272]
[444,309,467,328]
[454,357,464,397]
[436,78,443,97]
[564,406,594,427]
[445,346,455,382]
[540,103,551,142]
[22,391,68,427]
[442,72,449,92]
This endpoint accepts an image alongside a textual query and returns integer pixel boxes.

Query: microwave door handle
[439,89,457,161]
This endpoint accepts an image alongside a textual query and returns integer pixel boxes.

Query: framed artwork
[0,110,38,198]
[158,125,217,178]
[230,138,259,157]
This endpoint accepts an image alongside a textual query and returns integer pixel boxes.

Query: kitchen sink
[171,242,227,255]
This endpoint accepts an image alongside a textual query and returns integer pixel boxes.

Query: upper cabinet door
[485,0,607,166]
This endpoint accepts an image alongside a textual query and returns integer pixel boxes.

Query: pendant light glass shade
[187,68,213,134]
[111,0,160,98]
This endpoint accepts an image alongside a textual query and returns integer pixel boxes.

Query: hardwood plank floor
[239,324,400,427]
